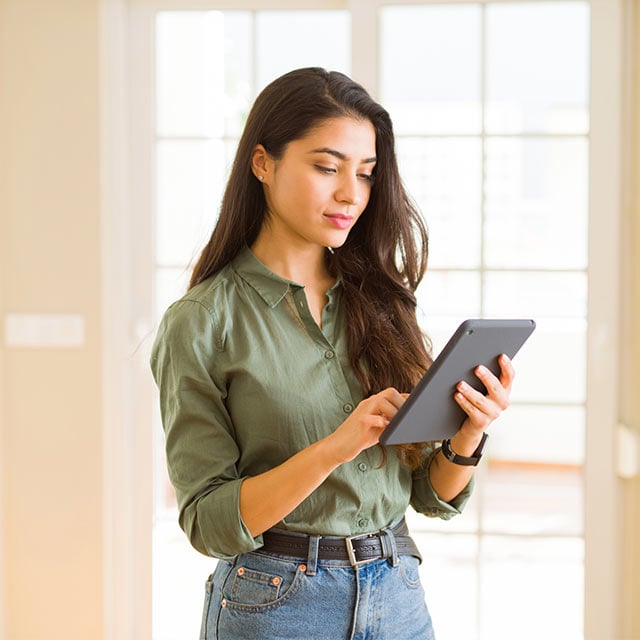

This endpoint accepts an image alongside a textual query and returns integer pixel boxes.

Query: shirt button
[343,403,353,413]
[357,518,368,529]
[358,462,367,472]
[324,350,335,359]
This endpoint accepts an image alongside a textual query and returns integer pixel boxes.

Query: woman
[151,67,514,639]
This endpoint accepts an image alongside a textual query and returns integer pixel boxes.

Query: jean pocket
[398,555,423,590]
[223,554,304,612]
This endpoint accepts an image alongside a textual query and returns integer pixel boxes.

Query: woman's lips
[323,213,354,230]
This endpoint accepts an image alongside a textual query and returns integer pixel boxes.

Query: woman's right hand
[325,387,406,464]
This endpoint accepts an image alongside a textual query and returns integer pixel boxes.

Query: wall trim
[100,1,153,638]
[584,0,625,638]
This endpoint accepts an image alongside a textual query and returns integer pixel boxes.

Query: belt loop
[380,527,399,567]
[305,535,321,576]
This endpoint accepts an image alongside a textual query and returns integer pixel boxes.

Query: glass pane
[484,271,587,319]
[416,533,480,640]
[485,2,590,134]
[255,11,350,92]
[156,140,225,267]
[483,463,583,536]
[509,318,585,404]
[417,271,481,321]
[221,13,253,138]
[380,6,482,134]
[484,138,588,269]
[489,405,585,467]
[397,138,482,268]
[156,12,227,137]
[480,536,584,640]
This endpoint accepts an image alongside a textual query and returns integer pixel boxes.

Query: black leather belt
[260,518,421,566]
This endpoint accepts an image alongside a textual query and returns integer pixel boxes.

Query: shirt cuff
[410,447,475,520]
[186,478,264,559]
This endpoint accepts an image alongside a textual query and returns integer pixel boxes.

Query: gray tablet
[380,318,536,445]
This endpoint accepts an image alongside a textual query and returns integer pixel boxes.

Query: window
[381,5,588,638]
[152,10,350,639]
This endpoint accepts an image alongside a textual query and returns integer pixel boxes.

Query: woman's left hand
[455,354,515,436]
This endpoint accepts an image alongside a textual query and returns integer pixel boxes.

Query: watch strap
[441,432,488,466]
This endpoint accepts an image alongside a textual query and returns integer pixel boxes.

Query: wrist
[317,433,350,467]
[450,428,485,457]
[442,432,488,467]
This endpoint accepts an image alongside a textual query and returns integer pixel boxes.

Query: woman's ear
[251,144,271,184]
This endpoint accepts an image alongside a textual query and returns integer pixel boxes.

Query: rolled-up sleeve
[410,447,475,520]
[150,299,263,559]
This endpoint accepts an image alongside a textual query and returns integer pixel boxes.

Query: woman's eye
[358,173,375,183]
[314,165,336,174]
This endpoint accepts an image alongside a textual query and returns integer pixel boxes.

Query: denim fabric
[199,551,436,640]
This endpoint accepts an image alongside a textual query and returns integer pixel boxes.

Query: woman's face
[255,116,377,250]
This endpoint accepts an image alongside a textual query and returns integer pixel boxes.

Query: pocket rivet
[237,567,245,576]
[272,576,282,586]
[299,565,307,572]
[221,599,227,608]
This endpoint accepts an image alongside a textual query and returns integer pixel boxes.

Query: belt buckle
[345,533,377,567]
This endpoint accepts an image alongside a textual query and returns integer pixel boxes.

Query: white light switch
[4,313,85,348]
[617,423,640,479]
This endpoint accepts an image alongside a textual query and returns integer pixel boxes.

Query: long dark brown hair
[190,68,432,469]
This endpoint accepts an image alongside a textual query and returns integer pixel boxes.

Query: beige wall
[0,1,104,639]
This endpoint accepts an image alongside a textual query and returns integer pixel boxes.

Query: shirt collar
[231,246,299,308]
[231,246,341,309]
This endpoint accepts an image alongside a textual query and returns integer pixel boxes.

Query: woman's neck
[250,233,333,289]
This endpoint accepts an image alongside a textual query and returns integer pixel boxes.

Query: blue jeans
[199,551,436,639]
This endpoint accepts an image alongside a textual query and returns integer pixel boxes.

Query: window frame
[100,1,625,637]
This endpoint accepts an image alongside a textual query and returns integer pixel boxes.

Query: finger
[454,392,493,429]
[376,387,406,410]
[374,397,403,421]
[473,365,510,410]
[498,354,516,387]
[363,413,390,431]
[457,381,502,420]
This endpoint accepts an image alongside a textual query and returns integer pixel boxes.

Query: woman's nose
[335,175,361,206]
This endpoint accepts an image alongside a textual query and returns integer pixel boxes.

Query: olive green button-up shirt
[150,247,472,560]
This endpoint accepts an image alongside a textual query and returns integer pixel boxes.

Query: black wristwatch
[441,433,489,466]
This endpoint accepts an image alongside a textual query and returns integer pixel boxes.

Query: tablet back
[380,318,536,445]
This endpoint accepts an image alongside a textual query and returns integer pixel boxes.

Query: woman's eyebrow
[309,147,377,164]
